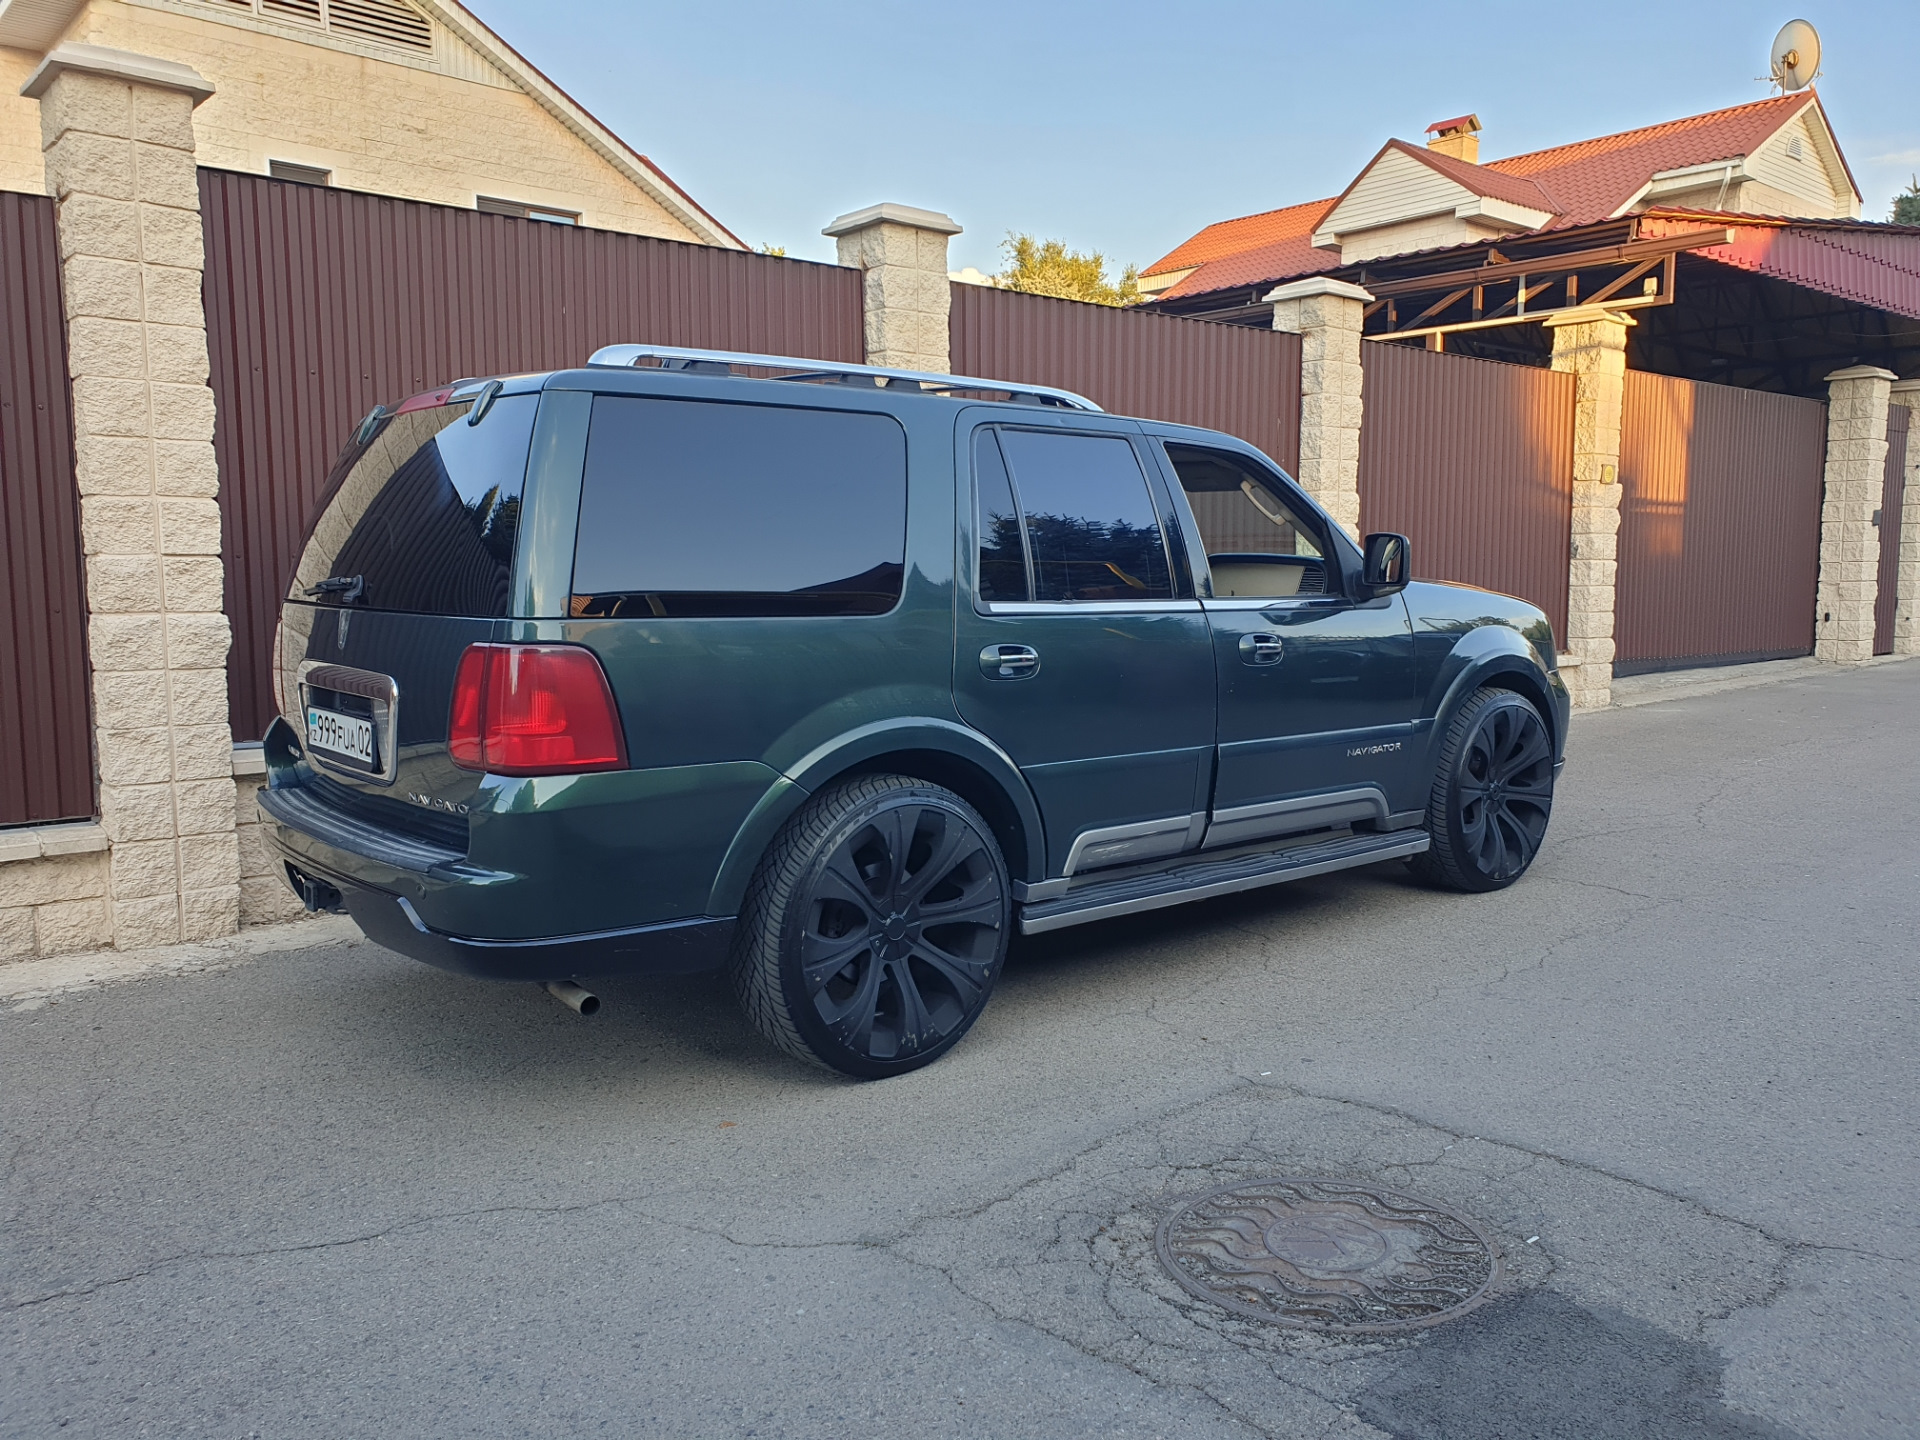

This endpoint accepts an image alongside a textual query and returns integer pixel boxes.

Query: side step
[1018,828,1429,935]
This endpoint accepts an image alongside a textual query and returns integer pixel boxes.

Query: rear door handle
[980,644,1040,680]
[1239,632,1284,667]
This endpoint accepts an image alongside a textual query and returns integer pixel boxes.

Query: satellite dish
[1770,19,1821,91]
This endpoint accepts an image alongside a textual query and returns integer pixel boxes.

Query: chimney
[1426,114,1482,164]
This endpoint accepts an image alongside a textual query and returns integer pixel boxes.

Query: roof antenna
[1765,19,1822,92]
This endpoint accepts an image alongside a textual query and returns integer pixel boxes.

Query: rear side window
[571,397,907,618]
[292,393,537,616]
[981,428,1172,603]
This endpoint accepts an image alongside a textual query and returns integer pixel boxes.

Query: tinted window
[974,429,1029,602]
[294,394,537,616]
[571,397,906,618]
[997,429,1171,603]
[1167,444,1323,559]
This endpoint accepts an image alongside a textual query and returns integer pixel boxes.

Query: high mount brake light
[448,644,628,776]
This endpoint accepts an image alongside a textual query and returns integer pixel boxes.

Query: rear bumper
[342,874,734,981]
[259,783,733,982]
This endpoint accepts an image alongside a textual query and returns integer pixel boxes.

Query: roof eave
[417,0,744,249]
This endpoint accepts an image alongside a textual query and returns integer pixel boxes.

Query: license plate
[306,706,376,769]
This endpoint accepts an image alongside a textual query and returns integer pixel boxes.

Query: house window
[476,196,580,226]
[268,159,332,186]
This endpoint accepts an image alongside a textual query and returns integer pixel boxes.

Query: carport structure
[1156,209,1920,695]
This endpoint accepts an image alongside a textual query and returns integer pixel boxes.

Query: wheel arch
[1422,644,1564,778]
[706,718,1046,915]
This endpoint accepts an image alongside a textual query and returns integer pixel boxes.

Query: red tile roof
[1144,93,1841,302]
[1484,92,1821,226]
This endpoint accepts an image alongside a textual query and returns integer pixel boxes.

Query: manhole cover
[1154,1177,1501,1332]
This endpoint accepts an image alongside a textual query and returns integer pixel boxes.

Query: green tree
[998,233,1140,306]
[1893,177,1920,226]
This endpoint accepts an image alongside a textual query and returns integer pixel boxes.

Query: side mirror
[1360,532,1411,596]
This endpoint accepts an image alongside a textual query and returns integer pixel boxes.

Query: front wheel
[1411,688,1555,892]
[730,774,1011,1079]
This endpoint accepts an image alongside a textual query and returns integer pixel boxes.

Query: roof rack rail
[584,344,1103,412]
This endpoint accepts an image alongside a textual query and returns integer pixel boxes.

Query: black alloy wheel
[1412,687,1555,892]
[732,774,1011,1078]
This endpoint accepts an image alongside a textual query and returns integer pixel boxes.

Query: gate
[1875,403,1909,656]
[950,285,1302,473]
[1616,372,1827,672]
[1356,343,1574,641]
[200,168,866,740]
[0,191,92,827]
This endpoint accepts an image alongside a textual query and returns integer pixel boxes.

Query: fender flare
[1422,634,1564,773]
[705,717,1048,915]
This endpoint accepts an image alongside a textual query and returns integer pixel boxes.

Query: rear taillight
[447,644,628,776]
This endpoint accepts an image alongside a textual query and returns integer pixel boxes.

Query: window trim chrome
[980,599,1205,616]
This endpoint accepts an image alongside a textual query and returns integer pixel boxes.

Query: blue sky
[468,2,1920,275]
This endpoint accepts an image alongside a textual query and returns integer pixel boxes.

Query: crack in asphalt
[2,1194,675,1312]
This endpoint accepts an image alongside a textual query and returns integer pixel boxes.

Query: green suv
[262,345,1568,1077]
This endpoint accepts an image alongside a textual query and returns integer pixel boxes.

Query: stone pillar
[26,45,240,949]
[1886,380,1920,657]
[1813,366,1897,664]
[1266,277,1372,539]
[1545,306,1633,711]
[822,203,961,373]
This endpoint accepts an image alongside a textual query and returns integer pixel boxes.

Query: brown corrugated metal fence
[0,191,93,827]
[1616,371,1827,671]
[1875,402,1909,656]
[200,168,866,740]
[950,285,1302,473]
[1356,343,1574,641]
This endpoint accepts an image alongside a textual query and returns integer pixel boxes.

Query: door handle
[1239,632,1284,667]
[980,643,1040,680]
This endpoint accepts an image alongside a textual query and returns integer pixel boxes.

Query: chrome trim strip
[1203,787,1387,849]
[1200,596,1346,612]
[1062,812,1201,877]
[585,344,1103,413]
[981,600,1204,616]
[1209,787,1387,828]
[296,660,400,787]
[1020,834,1429,934]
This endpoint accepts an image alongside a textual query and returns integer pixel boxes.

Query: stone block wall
[235,772,303,927]
[36,53,241,951]
[1546,308,1633,710]
[1813,367,1896,664]
[1269,278,1371,539]
[826,204,960,374]
[0,827,111,960]
[1887,382,1920,657]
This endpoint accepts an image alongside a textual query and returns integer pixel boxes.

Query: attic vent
[327,0,432,51]
[1787,135,1804,160]
[216,0,431,51]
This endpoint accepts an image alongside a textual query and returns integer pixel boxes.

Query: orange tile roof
[1144,92,1842,302]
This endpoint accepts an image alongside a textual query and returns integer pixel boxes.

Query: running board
[1018,829,1429,934]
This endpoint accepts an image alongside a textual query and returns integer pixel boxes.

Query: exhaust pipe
[542,980,600,1017]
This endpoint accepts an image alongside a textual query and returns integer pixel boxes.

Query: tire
[730,773,1012,1079]
[1410,687,1555,893]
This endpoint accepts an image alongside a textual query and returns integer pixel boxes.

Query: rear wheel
[1411,687,1555,892]
[730,774,1011,1079]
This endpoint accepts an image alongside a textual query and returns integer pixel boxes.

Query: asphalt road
[4,660,1917,1440]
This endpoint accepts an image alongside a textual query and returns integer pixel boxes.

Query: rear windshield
[289,393,538,616]
[570,396,907,618]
